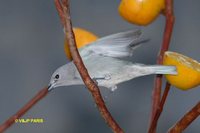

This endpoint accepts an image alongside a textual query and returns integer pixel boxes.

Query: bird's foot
[110,85,118,92]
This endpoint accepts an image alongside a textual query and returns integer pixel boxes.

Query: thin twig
[0,87,48,132]
[54,0,123,133]
[148,82,171,133]
[168,102,200,133]
[54,0,65,25]
[149,0,174,132]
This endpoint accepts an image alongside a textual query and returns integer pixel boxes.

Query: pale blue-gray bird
[48,29,177,91]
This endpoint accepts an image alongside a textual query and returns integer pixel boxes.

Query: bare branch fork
[148,82,171,133]
[149,0,200,132]
[148,0,175,132]
[54,0,123,133]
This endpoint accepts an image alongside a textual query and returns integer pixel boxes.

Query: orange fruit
[118,0,165,26]
[64,27,98,60]
[163,51,200,90]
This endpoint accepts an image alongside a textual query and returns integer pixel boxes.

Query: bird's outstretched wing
[79,29,148,58]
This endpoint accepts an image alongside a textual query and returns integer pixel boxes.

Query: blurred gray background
[0,0,200,133]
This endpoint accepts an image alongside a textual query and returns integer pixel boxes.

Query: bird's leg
[92,78,99,85]
[92,74,111,85]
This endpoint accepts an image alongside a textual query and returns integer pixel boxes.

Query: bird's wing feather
[79,29,148,58]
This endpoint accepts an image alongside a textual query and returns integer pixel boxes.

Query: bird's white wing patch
[79,29,148,58]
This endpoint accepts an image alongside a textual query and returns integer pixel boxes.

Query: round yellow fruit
[118,0,165,26]
[163,51,200,90]
[64,27,98,60]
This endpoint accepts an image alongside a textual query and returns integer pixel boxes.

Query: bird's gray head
[48,65,66,91]
[48,63,77,91]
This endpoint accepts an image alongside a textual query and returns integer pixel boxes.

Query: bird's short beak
[47,84,53,91]
[48,81,56,91]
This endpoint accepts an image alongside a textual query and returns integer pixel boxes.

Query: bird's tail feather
[147,65,177,75]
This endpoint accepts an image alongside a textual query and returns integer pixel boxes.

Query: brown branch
[168,102,200,133]
[149,0,174,132]
[0,87,48,132]
[148,82,171,133]
[54,0,123,133]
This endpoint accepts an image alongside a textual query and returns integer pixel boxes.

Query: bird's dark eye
[55,74,59,79]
